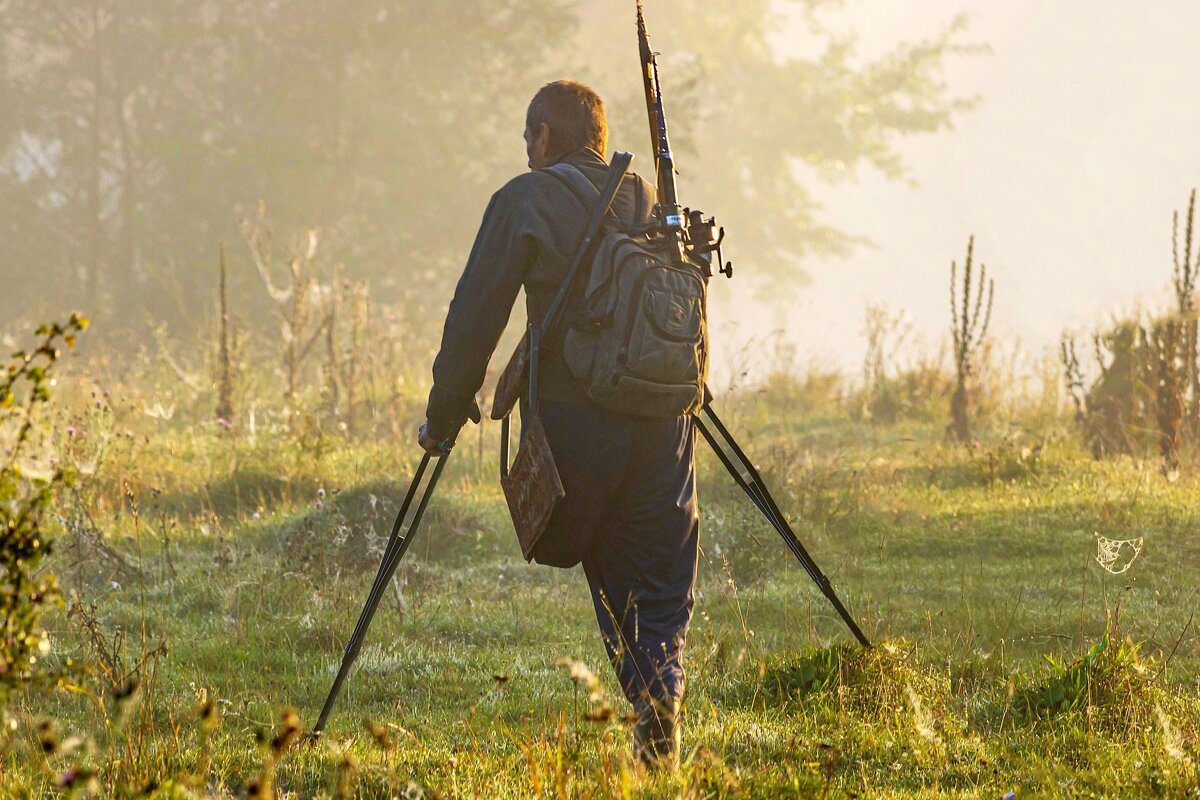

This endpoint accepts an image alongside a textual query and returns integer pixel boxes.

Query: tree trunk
[85,0,104,317]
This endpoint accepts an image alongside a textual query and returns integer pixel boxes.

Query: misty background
[2,0,1196,383]
[778,1,1200,374]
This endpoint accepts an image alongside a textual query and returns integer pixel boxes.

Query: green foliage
[756,641,944,717]
[1021,623,1158,724]
[0,314,87,703]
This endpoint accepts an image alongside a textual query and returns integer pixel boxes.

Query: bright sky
[722,1,1200,379]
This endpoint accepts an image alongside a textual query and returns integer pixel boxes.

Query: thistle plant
[1172,189,1198,428]
[947,235,993,442]
[1,314,88,702]
[1150,319,1184,474]
[215,242,238,425]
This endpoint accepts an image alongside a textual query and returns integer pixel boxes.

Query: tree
[0,0,575,327]
[0,0,975,337]
[577,0,979,290]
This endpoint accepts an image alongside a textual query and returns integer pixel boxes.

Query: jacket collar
[548,147,607,170]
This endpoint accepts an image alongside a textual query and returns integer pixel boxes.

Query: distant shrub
[947,236,994,442]
[1062,313,1190,468]
[0,315,88,702]
[1062,190,1200,472]
[757,368,846,419]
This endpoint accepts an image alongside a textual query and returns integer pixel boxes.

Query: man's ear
[535,121,552,154]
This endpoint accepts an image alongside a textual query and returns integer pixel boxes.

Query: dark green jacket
[425,148,655,440]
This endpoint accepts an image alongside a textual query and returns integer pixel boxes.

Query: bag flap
[500,413,565,561]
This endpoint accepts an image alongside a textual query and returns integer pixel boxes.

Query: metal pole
[312,452,450,734]
[695,405,871,648]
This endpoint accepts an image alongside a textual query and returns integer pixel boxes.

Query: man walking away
[418,80,699,769]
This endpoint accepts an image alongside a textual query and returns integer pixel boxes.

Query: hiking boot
[633,695,680,770]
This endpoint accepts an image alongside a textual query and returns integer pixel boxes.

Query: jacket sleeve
[425,182,534,440]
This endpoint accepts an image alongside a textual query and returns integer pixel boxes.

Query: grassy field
[4,381,1200,798]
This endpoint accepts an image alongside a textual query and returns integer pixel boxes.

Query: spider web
[1095,534,1144,574]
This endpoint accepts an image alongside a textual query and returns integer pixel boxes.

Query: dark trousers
[536,400,699,706]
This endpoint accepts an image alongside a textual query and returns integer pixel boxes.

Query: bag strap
[542,162,622,231]
[527,153,634,412]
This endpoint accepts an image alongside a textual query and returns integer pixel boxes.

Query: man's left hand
[418,421,453,456]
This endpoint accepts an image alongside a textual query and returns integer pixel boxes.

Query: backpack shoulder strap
[537,153,633,340]
[542,162,622,229]
[526,153,634,410]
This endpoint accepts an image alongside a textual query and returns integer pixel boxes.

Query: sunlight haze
[748,1,1200,376]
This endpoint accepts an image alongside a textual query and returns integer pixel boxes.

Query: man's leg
[581,414,699,765]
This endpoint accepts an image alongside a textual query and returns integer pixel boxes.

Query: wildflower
[315,501,323,510]
[66,427,76,436]
[366,719,395,750]
[554,656,598,688]
[317,487,326,498]
[37,720,58,754]
[270,709,301,756]
[217,417,230,429]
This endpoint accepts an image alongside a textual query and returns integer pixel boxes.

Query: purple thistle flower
[66,427,76,436]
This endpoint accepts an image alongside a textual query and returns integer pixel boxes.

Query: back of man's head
[526,80,608,160]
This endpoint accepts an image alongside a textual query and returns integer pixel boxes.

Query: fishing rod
[636,0,729,278]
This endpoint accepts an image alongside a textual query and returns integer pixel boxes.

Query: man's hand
[418,421,454,457]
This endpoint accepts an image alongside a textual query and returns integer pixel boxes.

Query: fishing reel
[684,208,732,279]
[646,204,733,280]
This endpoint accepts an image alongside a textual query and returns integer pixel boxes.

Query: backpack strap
[542,162,623,230]
[528,154,634,412]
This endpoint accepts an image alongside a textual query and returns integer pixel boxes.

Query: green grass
[4,393,1200,798]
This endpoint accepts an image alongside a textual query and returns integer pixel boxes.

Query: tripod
[310,398,869,733]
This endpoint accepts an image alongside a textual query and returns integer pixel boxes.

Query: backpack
[544,163,709,417]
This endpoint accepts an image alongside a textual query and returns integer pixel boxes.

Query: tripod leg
[312,452,450,734]
[344,455,431,649]
[696,404,871,648]
[693,417,775,525]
